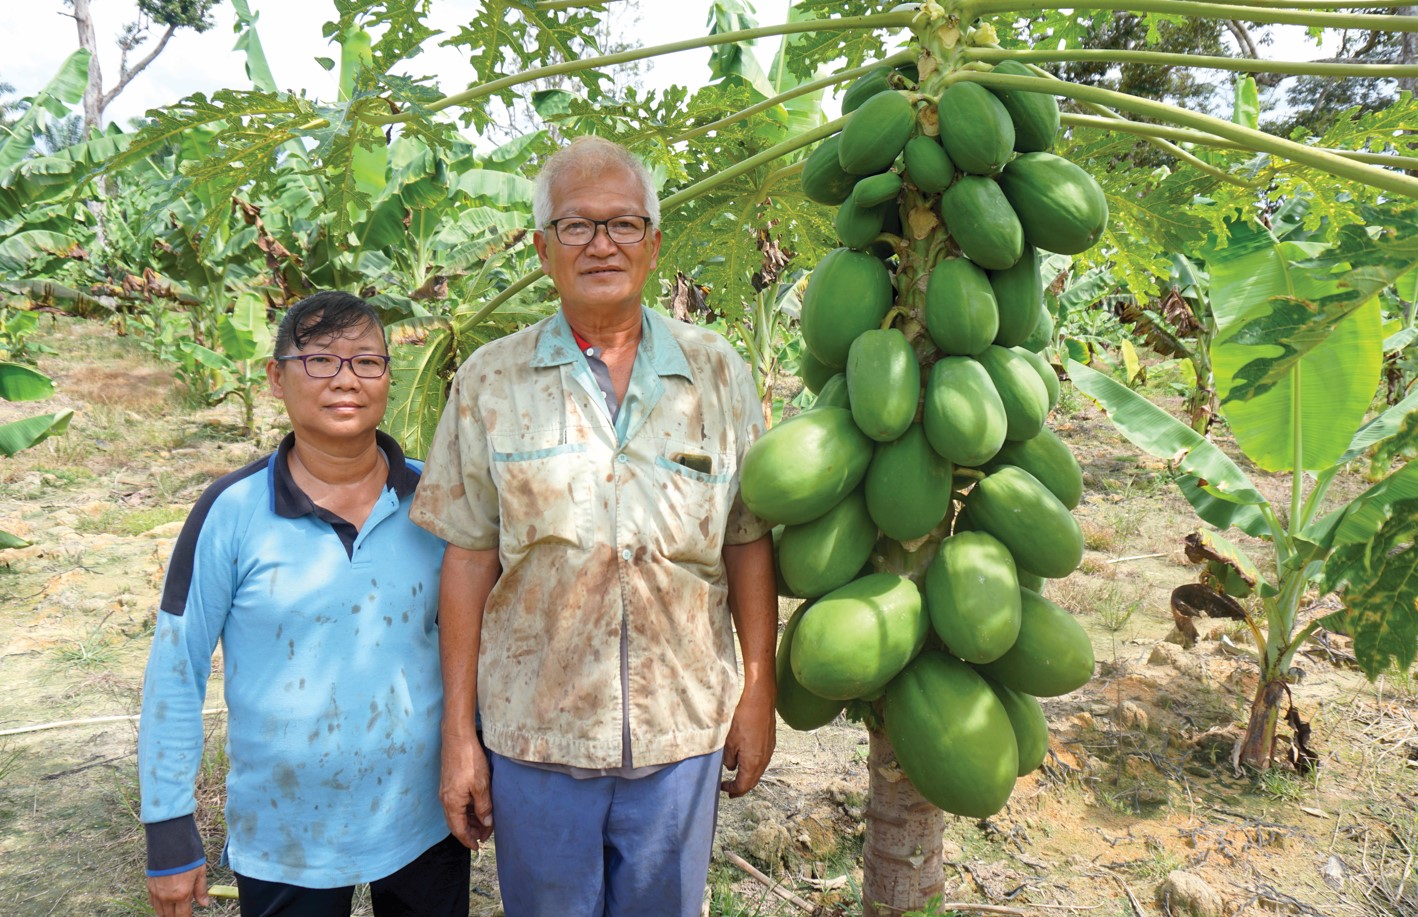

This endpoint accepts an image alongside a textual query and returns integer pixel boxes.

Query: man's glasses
[544,215,652,246]
[276,353,391,379]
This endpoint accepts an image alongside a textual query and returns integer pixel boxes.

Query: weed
[1097,582,1141,635]
[51,628,121,670]
[1254,768,1306,802]
[1054,382,1084,417]
[74,505,188,537]
[1080,517,1119,553]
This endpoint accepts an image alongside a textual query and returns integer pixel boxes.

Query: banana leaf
[0,409,74,457]
[0,362,55,402]
[1068,360,1270,533]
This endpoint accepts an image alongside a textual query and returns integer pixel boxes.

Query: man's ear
[533,229,552,276]
[648,227,662,271]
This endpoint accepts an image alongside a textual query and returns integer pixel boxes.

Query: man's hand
[722,534,778,798]
[720,685,776,797]
[441,733,494,849]
[146,865,209,917]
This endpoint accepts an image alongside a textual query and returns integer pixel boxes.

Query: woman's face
[266,319,390,446]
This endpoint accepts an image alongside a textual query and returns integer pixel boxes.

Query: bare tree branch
[1226,19,1260,59]
[102,23,176,110]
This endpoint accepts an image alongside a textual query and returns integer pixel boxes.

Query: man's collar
[272,430,418,520]
[532,308,693,380]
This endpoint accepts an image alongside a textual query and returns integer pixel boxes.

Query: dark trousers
[234,833,470,917]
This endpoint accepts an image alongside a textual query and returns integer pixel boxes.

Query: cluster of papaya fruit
[739,54,1108,819]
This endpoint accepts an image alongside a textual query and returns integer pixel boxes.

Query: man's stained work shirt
[411,308,772,771]
[137,433,449,887]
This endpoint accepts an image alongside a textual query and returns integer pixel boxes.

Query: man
[410,136,777,916]
[138,292,468,917]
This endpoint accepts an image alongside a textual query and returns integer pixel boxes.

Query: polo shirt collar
[271,430,418,520]
[532,308,694,381]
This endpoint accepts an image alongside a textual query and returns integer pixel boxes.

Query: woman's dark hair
[274,291,386,357]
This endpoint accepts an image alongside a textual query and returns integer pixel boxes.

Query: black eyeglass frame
[275,353,392,379]
[543,215,654,246]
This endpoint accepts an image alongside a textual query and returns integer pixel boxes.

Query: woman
[137,291,468,917]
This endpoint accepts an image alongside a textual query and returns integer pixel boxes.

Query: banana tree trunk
[862,725,945,916]
[1238,676,1287,769]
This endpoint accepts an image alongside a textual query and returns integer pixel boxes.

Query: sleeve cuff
[144,814,204,876]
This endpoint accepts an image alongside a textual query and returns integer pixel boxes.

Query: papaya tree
[89,0,1418,912]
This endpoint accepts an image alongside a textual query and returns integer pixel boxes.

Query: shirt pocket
[490,433,591,552]
[652,441,736,561]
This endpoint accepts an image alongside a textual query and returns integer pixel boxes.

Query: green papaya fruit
[792,573,928,700]
[842,66,894,114]
[847,328,920,443]
[812,372,851,411]
[984,678,1050,775]
[923,356,1007,467]
[779,489,878,598]
[801,135,858,206]
[939,176,1023,271]
[865,424,954,542]
[903,135,955,195]
[997,152,1108,255]
[976,345,1049,442]
[1016,569,1045,593]
[853,171,903,208]
[987,427,1082,509]
[741,407,874,525]
[925,531,1021,664]
[966,465,1083,578]
[839,91,916,175]
[884,651,1018,818]
[986,60,1060,153]
[925,257,999,357]
[836,195,888,250]
[988,244,1042,347]
[800,248,895,369]
[777,601,847,730]
[798,348,836,395]
[1019,301,1055,353]
[975,588,1094,697]
[936,82,1015,175]
[1010,346,1060,412]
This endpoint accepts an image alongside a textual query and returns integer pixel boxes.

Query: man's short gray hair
[532,136,660,230]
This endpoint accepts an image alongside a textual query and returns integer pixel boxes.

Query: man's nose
[585,223,619,253]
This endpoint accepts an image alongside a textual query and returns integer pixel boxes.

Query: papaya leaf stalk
[950,70,1418,199]
[1058,113,1418,172]
[965,0,1418,32]
[371,12,916,125]
[967,47,1418,80]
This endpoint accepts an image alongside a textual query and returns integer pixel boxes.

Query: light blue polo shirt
[137,432,449,887]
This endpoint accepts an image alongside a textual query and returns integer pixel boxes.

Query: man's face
[533,166,662,316]
[266,319,390,445]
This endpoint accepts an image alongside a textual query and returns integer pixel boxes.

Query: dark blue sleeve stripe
[159,455,271,617]
[146,857,207,878]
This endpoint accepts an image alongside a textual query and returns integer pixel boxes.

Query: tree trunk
[1399,7,1417,96]
[862,726,945,917]
[71,0,103,134]
[1238,677,1287,770]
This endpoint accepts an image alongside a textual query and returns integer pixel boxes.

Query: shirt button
[616,454,629,464]
[621,548,633,561]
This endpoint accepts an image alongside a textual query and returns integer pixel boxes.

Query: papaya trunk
[1238,677,1287,769]
[862,726,945,917]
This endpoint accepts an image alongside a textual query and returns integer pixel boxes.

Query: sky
[5,1,797,129]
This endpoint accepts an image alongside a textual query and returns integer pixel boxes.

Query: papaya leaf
[1321,496,1418,679]
[330,0,440,75]
[1067,360,1269,512]
[231,0,278,93]
[0,409,73,457]
[1232,76,1259,130]
[0,363,55,402]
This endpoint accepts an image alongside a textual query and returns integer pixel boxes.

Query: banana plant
[1070,206,1418,770]
[0,362,74,548]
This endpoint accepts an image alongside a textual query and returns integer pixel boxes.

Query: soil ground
[1,316,1415,916]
